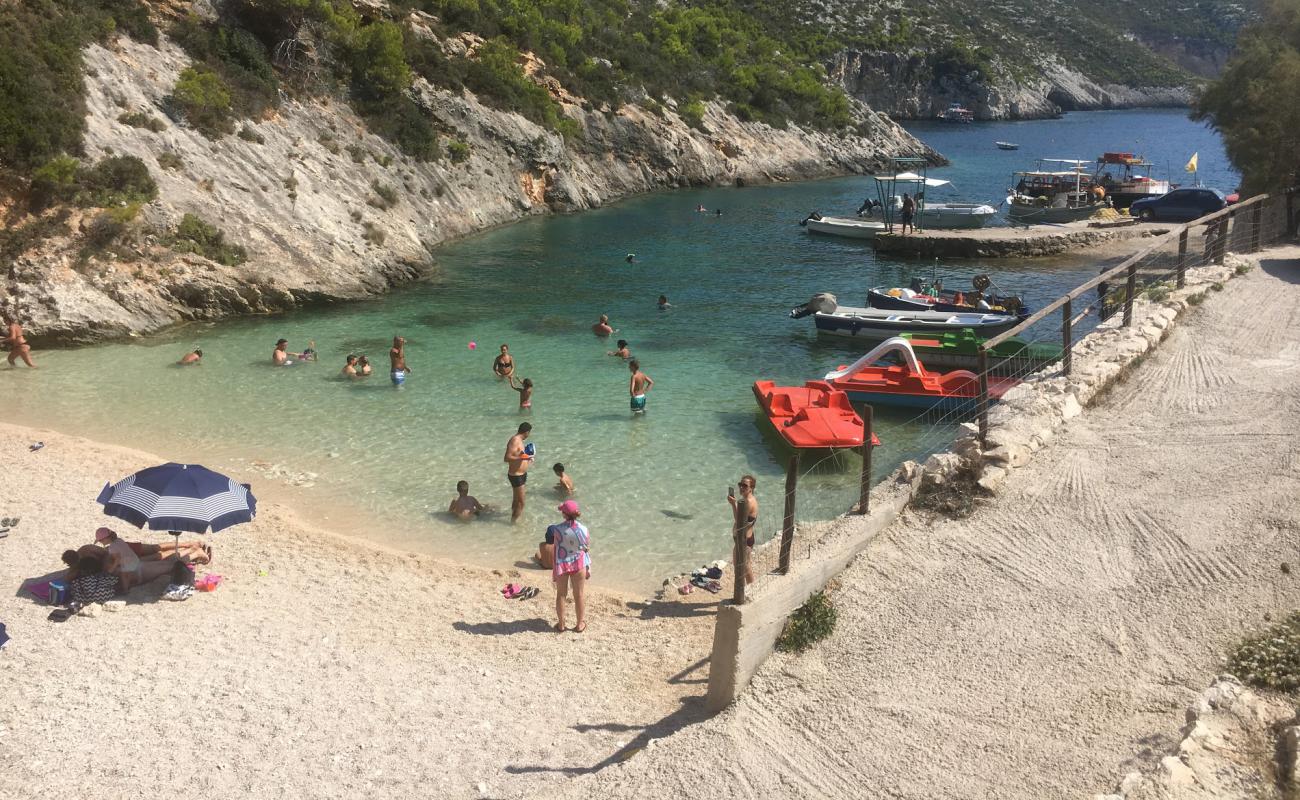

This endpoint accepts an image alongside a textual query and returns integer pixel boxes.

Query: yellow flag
[1185,152,1199,173]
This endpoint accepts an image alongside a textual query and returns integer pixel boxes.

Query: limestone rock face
[830,50,1193,121]
[7,33,936,345]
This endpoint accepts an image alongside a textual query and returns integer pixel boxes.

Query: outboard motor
[790,292,838,319]
[798,211,823,227]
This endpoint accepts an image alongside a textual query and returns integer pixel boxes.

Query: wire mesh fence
[730,190,1297,604]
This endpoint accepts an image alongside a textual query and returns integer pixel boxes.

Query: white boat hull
[917,203,998,229]
[811,306,1020,340]
[804,216,886,240]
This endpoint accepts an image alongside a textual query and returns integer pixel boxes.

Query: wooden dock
[873,220,1172,258]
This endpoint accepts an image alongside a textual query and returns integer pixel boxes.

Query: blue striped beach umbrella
[96,463,256,534]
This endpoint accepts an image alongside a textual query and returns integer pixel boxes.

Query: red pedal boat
[824,337,1020,411]
[752,379,881,449]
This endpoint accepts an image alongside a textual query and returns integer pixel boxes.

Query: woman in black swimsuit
[728,474,758,585]
[493,344,515,379]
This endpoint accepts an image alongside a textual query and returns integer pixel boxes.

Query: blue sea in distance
[2,109,1236,590]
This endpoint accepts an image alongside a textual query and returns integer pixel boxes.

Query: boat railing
[973,189,1298,446]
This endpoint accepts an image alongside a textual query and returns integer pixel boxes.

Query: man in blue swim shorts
[628,359,653,414]
[389,335,411,386]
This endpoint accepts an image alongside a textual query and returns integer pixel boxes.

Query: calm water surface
[2,110,1236,590]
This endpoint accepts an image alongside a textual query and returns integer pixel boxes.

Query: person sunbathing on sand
[96,528,187,591]
[448,481,485,521]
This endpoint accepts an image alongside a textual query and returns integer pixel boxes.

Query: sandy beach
[0,422,717,799]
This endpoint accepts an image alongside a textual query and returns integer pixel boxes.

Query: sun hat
[94,527,114,542]
[557,500,580,517]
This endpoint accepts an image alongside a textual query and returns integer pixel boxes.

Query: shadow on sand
[1260,257,1300,285]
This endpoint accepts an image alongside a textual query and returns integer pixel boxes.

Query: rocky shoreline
[6,34,939,347]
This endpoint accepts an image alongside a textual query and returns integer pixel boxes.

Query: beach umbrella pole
[170,530,181,567]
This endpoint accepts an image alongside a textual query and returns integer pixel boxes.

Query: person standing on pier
[901,193,916,236]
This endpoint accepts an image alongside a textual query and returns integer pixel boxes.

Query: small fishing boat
[938,103,974,123]
[823,338,1020,411]
[900,330,1063,375]
[800,214,886,240]
[867,274,1028,317]
[996,141,1020,150]
[1092,152,1171,209]
[914,202,999,229]
[790,293,1021,341]
[1008,158,1106,224]
[752,380,881,449]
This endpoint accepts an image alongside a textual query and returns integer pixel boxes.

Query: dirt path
[544,246,1300,799]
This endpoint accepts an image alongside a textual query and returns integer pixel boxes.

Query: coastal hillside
[0,0,933,344]
[826,0,1260,119]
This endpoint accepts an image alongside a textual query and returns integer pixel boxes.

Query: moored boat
[801,214,886,240]
[1008,159,1106,223]
[938,103,974,123]
[914,202,998,229]
[1093,152,1171,210]
[996,141,1020,150]
[899,330,1063,374]
[823,338,1020,411]
[752,380,880,449]
[789,293,1021,342]
[867,274,1028,317]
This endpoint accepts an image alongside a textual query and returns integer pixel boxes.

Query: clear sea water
[2,109,1237,590]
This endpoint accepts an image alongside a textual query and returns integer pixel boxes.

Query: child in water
[509,376,534,410]
[448,480,485,520]
[607,339,630,359]
[553,463,574,497]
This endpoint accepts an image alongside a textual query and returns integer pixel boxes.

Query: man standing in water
[389,336,411,386]
[4,312,35,368]
[628,359,653,414]
[504,422,533,524]
[592,315,614,337]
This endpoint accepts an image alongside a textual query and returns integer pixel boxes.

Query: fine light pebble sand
[0,424,716,799]
[540,247,1300,799]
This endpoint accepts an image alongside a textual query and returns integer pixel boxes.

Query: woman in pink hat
[547,500,590,633]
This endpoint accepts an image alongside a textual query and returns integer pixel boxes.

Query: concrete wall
[705,473,920,711]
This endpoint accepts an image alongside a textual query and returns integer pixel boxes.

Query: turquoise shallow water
[2,109,1236,590]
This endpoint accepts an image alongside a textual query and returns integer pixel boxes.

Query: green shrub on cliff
[171,15,279,124]
[169,213,248,266]
[0,0,155,174]
[170,67,236,138]
[30,154,156,211]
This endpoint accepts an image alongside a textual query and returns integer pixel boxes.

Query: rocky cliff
[831,50,1194,121]
[5,26,935,345]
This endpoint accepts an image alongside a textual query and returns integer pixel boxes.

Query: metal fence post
[1251,203,1263,252]
[1176,229,1188,288]
[1122,263,1137,327]
[858,406,873,514]
[977,347,989,448]
[777,454,798,574]
[1062,297,1072,376]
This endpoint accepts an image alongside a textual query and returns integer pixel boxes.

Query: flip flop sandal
[678,583,694,595]
[501,583,522,599]
[516,587,539,600]
[574,622,587,633]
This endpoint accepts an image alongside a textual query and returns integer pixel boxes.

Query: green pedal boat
[899,329,1063,376]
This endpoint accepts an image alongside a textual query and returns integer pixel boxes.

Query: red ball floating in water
[468,341,477,350]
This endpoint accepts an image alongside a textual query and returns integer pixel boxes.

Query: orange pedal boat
[752,379,882,449]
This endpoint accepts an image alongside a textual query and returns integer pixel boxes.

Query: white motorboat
[915,202,998,229]
[802,215,886,240]
[996,141,1020,150]
[789,293,1020,341]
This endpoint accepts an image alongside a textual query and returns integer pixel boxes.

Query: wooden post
[731,512,747,605]
[1176,229,1189,288]
[777,454,798,574]
[1216,210,1233,265]
[977,347,989,448]
[858,406,873,515]
[1062,297,1072,376]
[1251,203,1263,252]
[1122,263,1137,327]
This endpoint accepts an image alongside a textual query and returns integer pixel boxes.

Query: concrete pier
[873,220,1172,258]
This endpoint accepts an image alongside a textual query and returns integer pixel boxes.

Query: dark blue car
[1130,188,1227,222]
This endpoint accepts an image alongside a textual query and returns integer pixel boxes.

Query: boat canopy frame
[872,157,949,233]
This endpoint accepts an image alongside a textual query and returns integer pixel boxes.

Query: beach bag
[171,560,195,588]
